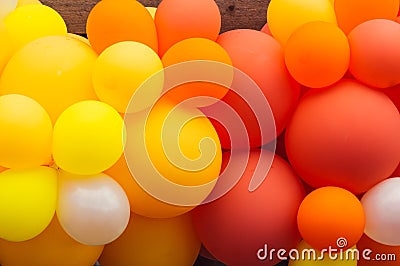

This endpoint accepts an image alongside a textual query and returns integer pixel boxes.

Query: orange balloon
[357,234,400,266]
[86,0,158,54]
[297,186,365,251]
[285,21,350,88]
[0,215,103,266]
[334,0,399,34]
[155,0,221,56]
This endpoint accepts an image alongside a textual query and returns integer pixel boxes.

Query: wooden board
[40,0,270,35]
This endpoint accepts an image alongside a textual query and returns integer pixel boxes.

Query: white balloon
[0,0,18,20]
[361,177,400,245]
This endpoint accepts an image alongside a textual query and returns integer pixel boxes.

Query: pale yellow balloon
[0,23,13,75]
[67,33,91,46]
[0,94,52,168]
[17,0,41,7]
[146,6,157,19]
[0,35,98,123]
[3,4,67,50]
[92,41,164,113]
[52,100,125,175]
[0,167,57,242]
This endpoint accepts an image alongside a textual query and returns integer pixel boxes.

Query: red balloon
[193,150,305,266]
[286,79,400,194]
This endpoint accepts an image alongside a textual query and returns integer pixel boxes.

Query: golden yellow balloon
[0,35,98,123]
[93,41,164,113]
[53,100,125,175]
[17,0,41,7]
[267,0,337,46]
[0,167,57,242]
[0,94,52,168]
[3,4,67,50]
[0,23,13,75]
[146,6,157,19]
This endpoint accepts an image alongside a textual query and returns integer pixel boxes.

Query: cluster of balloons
[0,0,399,265]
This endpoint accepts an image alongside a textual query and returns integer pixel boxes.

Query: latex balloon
[57,171,130,245]
[334,0,399,34]
[17,0,41,7]
[86,0,158,54]
[0,0,17,21]
[286,79,400,194]
[193,150,305,266]
[146,6,156,19]
[99,213,201,266]
[0,21,14,74]
[66,33,90,46]
[361,178,400,246]
[0,35,98,123]
[0,167,57,241]
[348,19,400,89]
[93,41,164,113]
[0,216,104,266]
[0,94,52,168]
[357,234,400,266]
[267,0,337,46]
[3,4,67,50]
[52,100,125,175]
[285,21,350,88]
[155,0,221,56]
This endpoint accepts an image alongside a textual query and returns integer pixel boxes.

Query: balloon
[86,0,158,54]
[214,29,300,148]
[297,186,365,251]
[99,213,201,266]
[146,6,156,19]
[0,0,17,21]
[57,171,130,245]
[0,216,104,266]
[161,38,233,107]
[66,33,90,46]
[0,94,52,168]
[3,4,66,50]
[155,0,221,56]
[357,234,400,266]
[261,22,272,35]
[334,0,399,34]
[348,19,400,89]
[0,167,57,241]
[361,178,400,246]
[52,100,125,175]
[17,0,41,7]
[286,79,400,194]
[193,150,305,266]
[93,41,164,113]
[284,21,350,88]
[289,240,357,266]
[267,0,337,46]
[0,35,98,123]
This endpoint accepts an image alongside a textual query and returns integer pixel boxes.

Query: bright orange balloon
[86,0,158,54]
[285,21,350,88]
[297,186,365,251]
[0,216,103,266]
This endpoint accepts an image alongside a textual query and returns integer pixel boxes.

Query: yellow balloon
[0,167,57,242]
[0,23,13,75]
[99,213,201,266]
[146,6,157,19]
[92,41,164,113]
[0,35,98,123]
[17,0,41,7]
[0,94,52,168]
[267,0,337,46]
[3,4,67,50]
[289,240,357,266]
[52,100,125,175]
[67,33,91,46]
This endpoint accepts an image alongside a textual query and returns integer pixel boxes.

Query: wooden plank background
[40,0,270,35]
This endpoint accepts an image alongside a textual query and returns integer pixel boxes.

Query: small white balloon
[0,0,18,20]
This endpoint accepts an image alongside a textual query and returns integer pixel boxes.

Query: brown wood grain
[40,0,270,35]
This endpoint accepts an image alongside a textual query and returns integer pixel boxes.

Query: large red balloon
[193,150,305,266]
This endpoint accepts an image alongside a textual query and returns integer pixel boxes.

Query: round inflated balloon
[193,150,305,266]
[3,4,66,50]
[53,100,125,175]
[0,35,98,123]
[0,167,57,241]
[93,41,163,113]
[348,19,400,89]
[99,213,201,266]
[286,79,400,194]
[57,171,130,245]
[267,0,337,46]
[0,94,52,168]
[0,216,104,266]
[155,0,221,56]
[357,234,400,266]
[334,0,399,34]
[146,6,156,19]
[0,0,17,20]
[361,178,400,246]
[285,21,350,88]
[17,0,41,7]
[297,186,365,251]
[86,0,158,54]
